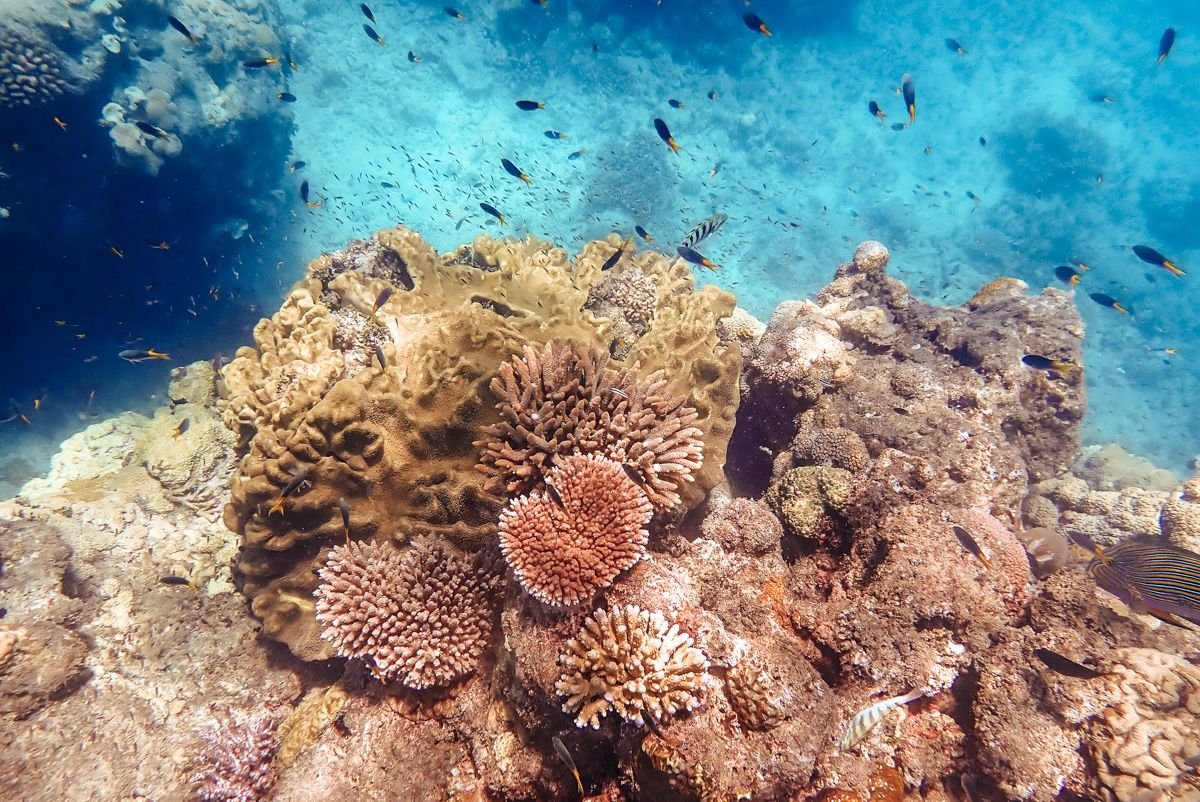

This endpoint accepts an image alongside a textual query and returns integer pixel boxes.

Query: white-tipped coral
[556,604,710,728]
[314,539,500,689]
[499,453,652,606]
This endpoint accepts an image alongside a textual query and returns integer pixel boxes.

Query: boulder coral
[221,227,740,659]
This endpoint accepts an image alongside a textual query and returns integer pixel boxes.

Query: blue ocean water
[0,0,1197,493]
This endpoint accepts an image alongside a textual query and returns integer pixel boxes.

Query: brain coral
[556,604,710,728]
[476,340,705,510]
[221,227,740,660]
[314,539,500,688]
[0,25,72,109]
[498,453,652,606]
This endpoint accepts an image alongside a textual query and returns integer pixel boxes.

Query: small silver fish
[680,212,727,251]
[839,688,924,750]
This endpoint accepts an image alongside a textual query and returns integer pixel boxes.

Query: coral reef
[315,539,501,689]
[499,453,653,606]
[697,494,782,556]
[556,604,711,728]
[191,716,278,802]
[723,651,788,731]
[477,340,705,511]
[223,228,739,660]
[0,27,70,108]
[766,465,853,543]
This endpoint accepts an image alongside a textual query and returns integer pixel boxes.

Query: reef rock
[733,240,1086,517]
[222,228,741,660]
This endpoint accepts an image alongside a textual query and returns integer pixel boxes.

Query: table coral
[223,228,739,660]
[499,453,652,606]
[556,604,710,728]
[314,539,501,689]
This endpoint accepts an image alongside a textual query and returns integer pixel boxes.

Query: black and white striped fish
[680,213,727,251]
[1088,538,1200,627]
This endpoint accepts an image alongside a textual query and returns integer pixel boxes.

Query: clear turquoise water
[0,0,1197,490]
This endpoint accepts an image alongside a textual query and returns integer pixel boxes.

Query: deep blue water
[1,0,1197,493]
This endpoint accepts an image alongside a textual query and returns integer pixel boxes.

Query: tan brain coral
[220,227,740,660]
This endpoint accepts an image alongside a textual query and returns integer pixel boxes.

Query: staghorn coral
[476,340,705,511]
[191,716,277,802]
[1087,648,1200,802]
[222,228,739,660]
[498,453,652,606]
[0,27,69,108]
[557,604,710,728]
[314,539,500,689]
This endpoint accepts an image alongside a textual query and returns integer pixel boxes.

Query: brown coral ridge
[732,241,1085,513]
[221,227,740,660]
[477,340,705,511]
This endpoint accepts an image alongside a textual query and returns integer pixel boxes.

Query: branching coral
[556,604,710,728]
[476,340,705,511]
[498,453,652,606]
[314,539,500,688]
[583,266,658,359]
[191,716,277,802]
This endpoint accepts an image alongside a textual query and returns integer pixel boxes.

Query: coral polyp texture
[0,28,69,108]
[222,227,739,660]
[556,604,710,728]
[476,340,705,511]
[191,716,277,802]
[498,453,653,606]
[314,539,500,688]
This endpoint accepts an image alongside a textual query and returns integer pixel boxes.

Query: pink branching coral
[556,604,710,728]
[191,716,277,802]
[314,539,501,689]
[475,340,704,510]
[499,453,652,606]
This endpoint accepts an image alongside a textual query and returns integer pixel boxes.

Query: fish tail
[1165,261,1185,277]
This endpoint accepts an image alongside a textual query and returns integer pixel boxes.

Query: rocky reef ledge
[0,233,1196,802]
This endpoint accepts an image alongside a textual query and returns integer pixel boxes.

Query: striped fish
[680,213,727,251]
[839,689,923,750]
[1089,538,1200,627]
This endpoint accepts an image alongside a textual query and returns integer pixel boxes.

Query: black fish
[1033,648,1105,679]
[668,98,685,109]
[360,3,375,22]
[172,418,190,438]
[1022,354,1077,375]
[676,245,719,271]
[300,179,322,208]
[290,160,306,172]
[945,38,966,55]
[408,51,421,63]
[515,99,545,110]
[363,23,385,46]
[868,100,886,121]
[890,122,906,131]
[1054,265,1081,285]
[653,118,680,154]
[338,497,352,542]
[371,287,393,317]
[1132,244,1184,276]
[277,92,297,102]
[501,157,531,185]
[742,12,771,36]
[979,136,986,147]
[902,74,916,124]
[160,575,192,586]
[480,202,506,224]
[545,482,566,510]
[1157,27,1176,65]
[952,525,991,569]
[243,56,280,68]
[635,225,652,243]
[551,736,584,797]
[681,213,727,250]
[601,237,631,271]
[167,14,197,44]
[544,130,567,139]
[119,348,170,362]
[135,121,170,140]
[1089,292,1128,314]
[445,7,465,19]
